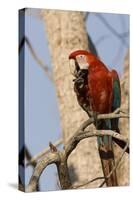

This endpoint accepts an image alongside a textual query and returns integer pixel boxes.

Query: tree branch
[69,130,129,189]
[26,138,62,166]
[26,108,129,191]
[26,152,60,192]
[65,129,129,158]
[95,13,128,47]
[72,176,105,189]
[65,108,129,157]
[19,36,53,81]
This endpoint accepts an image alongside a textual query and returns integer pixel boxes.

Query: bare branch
[95,35,109,46]
[70,130,129,189]
[26,112,93,170]
[27,138,62,166]
[25,37,53,81]
[19,36,53,81]
[26,150,72,192]
[72,177,105,189]
[97,109,129,120]
[65,129,129,158]
[65,108,129,157]
[78,130,128,144]
[67,129,128,189]
[26,152,60,192]
[95,13,128,47]
[25,146,37,167]
[26,108,129,191]
[56,152,72,189]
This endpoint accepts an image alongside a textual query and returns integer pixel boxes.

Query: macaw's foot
[74,77,85,92]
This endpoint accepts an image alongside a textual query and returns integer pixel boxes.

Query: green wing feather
[96,69,120,186]
[110,70,129,152]
[111,70,121,132]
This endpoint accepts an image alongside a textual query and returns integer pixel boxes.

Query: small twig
[27,138,62,166]
[19,36,53,81]
[95,13,128,47]
[72,176,105,189]
[95,35,109,46]
[49,142,58,152]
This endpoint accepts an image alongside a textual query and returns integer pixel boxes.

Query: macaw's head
[68,50,97,77]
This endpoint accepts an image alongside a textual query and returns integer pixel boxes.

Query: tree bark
[114,50,129,186]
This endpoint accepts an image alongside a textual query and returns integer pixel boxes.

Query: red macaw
[69,50,123,186]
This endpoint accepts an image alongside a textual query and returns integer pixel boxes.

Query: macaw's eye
[76,55,84,62]
[79,55,84,59]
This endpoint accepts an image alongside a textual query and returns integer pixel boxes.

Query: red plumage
[87,61,112,114]
[69,50,119,114]
[69,50,122,186]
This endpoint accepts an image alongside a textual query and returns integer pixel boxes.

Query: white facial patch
[76,55,89,69]
[69,59,76,76]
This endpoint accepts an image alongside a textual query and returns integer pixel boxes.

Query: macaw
[69,50,124,186]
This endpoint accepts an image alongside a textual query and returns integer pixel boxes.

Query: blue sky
[23,8,129,191]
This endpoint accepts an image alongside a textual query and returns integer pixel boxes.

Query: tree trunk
[114,50,129,186]
[42,10,103,187]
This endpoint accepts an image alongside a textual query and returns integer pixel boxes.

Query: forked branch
[26,108,129,192]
